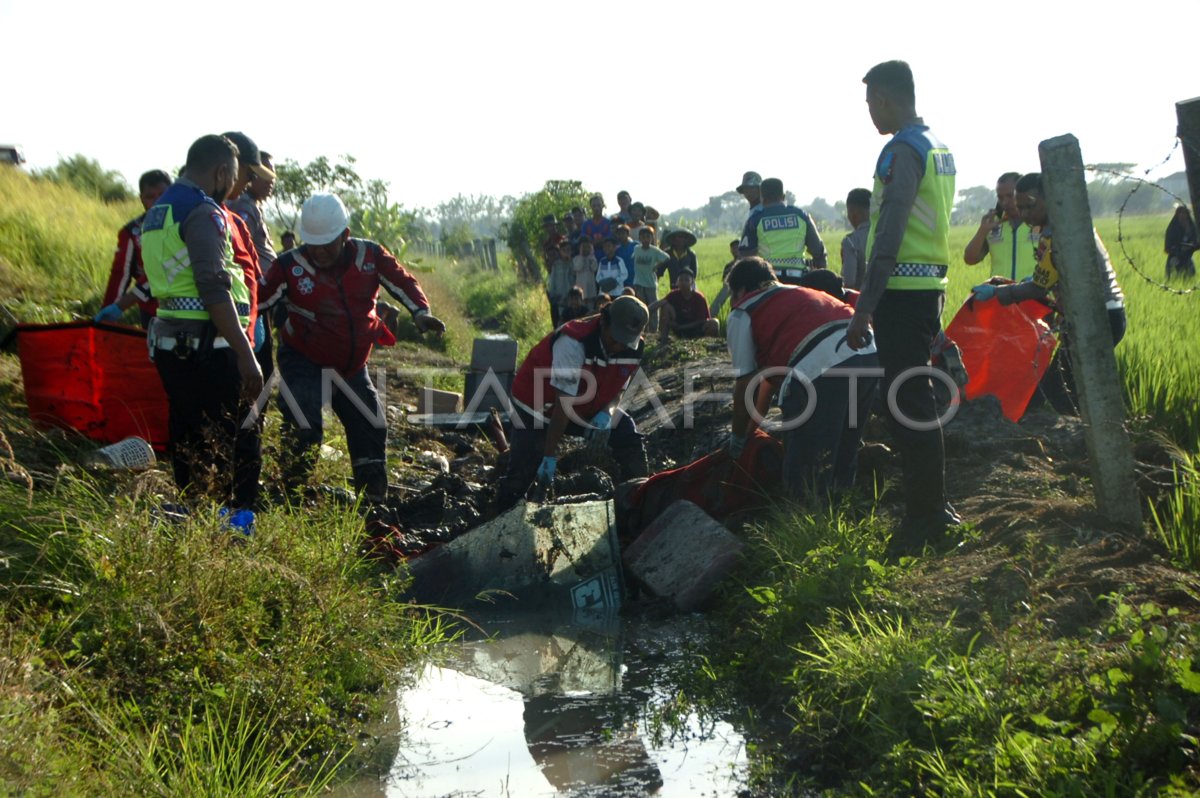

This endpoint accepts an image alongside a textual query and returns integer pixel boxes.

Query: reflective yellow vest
[141,183,250,325]
[866,124,955,290]
[987,221,1038,281]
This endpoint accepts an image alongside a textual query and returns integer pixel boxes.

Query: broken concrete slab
[622,500,744,612]
[407,499,623,611]
[463,369,514,414]
[418,388,462,415]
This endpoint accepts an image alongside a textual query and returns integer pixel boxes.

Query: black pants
[872,290,947,520]
[1036,306,1127,415]
[276,344,388,501]
[779,353,880,501]
[155,345,261,509]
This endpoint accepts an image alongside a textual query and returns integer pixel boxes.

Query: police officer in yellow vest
[738,177,827,284]
[963,172,1038,280]
[141,134,264,511]
[846,60,962,556]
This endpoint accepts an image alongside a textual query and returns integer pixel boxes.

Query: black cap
[221,131,275,179]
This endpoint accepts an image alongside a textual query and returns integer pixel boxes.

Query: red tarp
[945,297,1058,422]
[626,428,783,536]
[8,321,168,450]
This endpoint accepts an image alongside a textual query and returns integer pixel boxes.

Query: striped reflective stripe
[160,246,190,283]
[381,273,422,313]
[910,197,937,230]
[892,264,947,278]
[284,301,316,321]
[161,298,252,316]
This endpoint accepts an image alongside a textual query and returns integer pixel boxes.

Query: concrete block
[470,336,518,373]
[407,499,623,611]
[418,388,461,415]
[622,500,744,612]
[463,369,514,413]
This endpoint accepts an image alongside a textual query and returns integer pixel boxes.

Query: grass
[0,166,139,323]
[0,464,453,794]
[694,502,1200,795]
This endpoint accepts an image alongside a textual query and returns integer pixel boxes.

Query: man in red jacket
[726,256,879,502]
[97,169,172,326]
[499,295,650,507]
[260,193,445,502]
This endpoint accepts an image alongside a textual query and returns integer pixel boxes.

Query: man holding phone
[962,172,1038,281]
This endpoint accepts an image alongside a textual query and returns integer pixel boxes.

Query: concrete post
[1176,97,1200,222]
[1039,134,1142,529]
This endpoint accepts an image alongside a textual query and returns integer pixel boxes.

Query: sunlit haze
[3,0,1196,214]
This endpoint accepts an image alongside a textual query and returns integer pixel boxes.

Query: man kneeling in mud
[499,295,651,506]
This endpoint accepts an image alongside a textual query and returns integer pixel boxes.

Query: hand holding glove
[971,283,997,301]
[585,410,612,447]
[536,456,557,485]
[94,304,123,323]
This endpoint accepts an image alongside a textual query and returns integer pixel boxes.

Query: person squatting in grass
[846,59,962,556]
[258,192,446,504]
[971,171,1126,416]
[726,256,880,502]
[499,295,651,507]
[647,270,720,344]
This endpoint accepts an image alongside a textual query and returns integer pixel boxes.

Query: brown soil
[4,330,1197,633]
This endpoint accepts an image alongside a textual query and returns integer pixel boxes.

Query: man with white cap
[499,294,651,507]
[259,193,445,503]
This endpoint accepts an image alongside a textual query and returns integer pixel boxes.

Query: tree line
[30,155,1188,257]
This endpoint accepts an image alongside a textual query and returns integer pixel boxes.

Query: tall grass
[0,166,139,321]
[0,469,453,793]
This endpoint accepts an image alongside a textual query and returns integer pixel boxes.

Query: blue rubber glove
[536,456,557,485]
[253,316,266,350]
[972,283,997,301]
[585,410,612,445]
[94,304,123,322]
[728,431,748,460]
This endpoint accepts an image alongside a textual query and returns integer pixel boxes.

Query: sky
[2,0,1197,217]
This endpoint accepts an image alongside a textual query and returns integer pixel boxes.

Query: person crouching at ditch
[258,193,445,505]
[499,295,651,508]
[725,256,879,503]
[648,270,720,344]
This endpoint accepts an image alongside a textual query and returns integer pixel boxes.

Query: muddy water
[342,611,749,797]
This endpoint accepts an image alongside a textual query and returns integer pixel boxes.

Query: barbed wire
[1081,136,1199,297]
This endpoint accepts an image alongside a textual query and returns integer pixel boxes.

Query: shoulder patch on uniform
[877,150,895,183]
[142,205,168,232]
[210,212,227,234]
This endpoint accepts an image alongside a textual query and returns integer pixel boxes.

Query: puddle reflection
[385,612,748,797]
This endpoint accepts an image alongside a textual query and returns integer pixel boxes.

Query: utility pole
[1039,134,1142,530]
[1178,97,1200,222]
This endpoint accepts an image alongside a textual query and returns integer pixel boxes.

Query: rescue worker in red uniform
[95,169,172,326]
[726,257,879,502]
[499,295,651,507]
[259,193,445,502]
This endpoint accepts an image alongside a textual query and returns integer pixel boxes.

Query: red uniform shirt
[260,238,429,375]
[727,285,870,384]
[511,317,643,422]
[224,206,259,338]
[103,215,158,317]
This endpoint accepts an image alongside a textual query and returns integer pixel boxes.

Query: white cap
[299,193,350,245]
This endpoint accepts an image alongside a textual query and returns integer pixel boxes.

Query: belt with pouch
[154,335,230,351]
